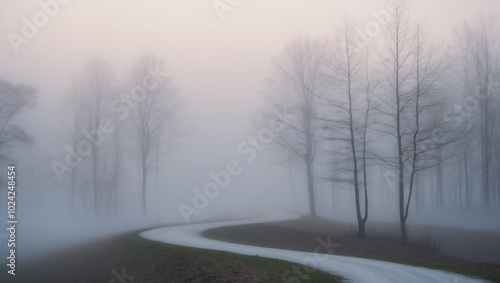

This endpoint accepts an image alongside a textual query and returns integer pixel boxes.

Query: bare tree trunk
[397,93,407,245]
[70,181,75,216]
[81,194,87,215]
[306,160,316,217]
[415,174,420,213]
[142,155,147,215]
[360,107,370,238]
[436,150,444,209]
[304,85,316,217]
[92,142,99,215]
[111,120,122,215]
[348,81,364,237]
[464,135,471,208]
[156,130,161,222]
[360,83,371,238]
[70,128,77,216]
[459,167,464,207]
[481,94,491,207]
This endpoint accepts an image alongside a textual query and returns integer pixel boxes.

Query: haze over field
[1,0,500,274]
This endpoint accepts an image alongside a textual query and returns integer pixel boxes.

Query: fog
[1,0,500,267]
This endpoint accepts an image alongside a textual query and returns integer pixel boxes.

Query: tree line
[49,54,182,216]
[1,0,498,245]
[261,0,500,244]
[0,53,181,219]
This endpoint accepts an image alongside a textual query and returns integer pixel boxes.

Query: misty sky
[2,0,500,221]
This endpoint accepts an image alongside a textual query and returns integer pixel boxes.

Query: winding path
[140,214,486,283]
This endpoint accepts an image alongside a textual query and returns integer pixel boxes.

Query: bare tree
[377,0,416,244]
[55,84,91,215]
[323,18,376,237]
[262,36,327,217]
[0,77,37,191]
[128,54,181,215]
[0,78,37,149]
[100,108,125,215]
[73,57,115,215]
[377,1,450,244]
[51,61,125,216]
[448,23,483,208]
[454,15,500,207]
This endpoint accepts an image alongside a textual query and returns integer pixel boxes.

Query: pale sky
[1,0,500,220]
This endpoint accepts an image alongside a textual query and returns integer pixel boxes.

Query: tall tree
[55,83,91,215]
[455,15,500,207]
[101,98,125,215]
[74,57,115,215]
[377,1,449,244]
[128,54,181,215]
[324,18,375,237]
[262,36,327,217]
[378,0,415,244]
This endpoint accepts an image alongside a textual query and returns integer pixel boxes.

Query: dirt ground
[0,230,342,283]
[203,216,500,282]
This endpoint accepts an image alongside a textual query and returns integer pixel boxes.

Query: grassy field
[202,217,500,283]
[0,230,343,283]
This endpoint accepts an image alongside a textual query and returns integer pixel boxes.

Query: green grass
[133,233,344,283]
[203,225,499,283]
[1,230,343,283]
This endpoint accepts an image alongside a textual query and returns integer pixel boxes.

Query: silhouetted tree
[128,54,181,215]
[262,36,327,217]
